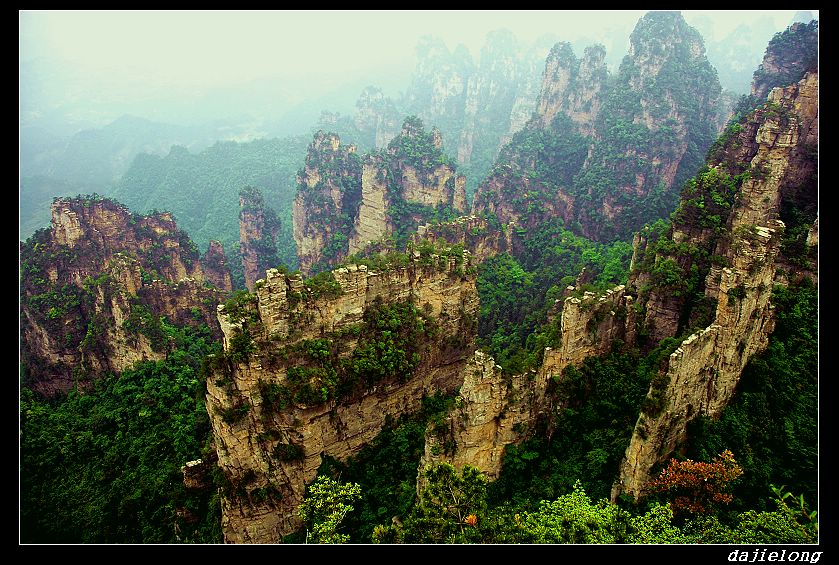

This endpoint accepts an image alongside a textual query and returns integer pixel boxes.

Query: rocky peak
[420,282,633,484]
[201,240,233,293]
[536,42,608,135]
[612,68,818,501]
[354,87,402,150]
[751,20,818,100]
[406,36,473,127]
[308,130,342,154]
[293,133,363,275]
[497,34,558,150]
[239,186,281,291]
[21,196,227,395]
[205,249,479,542]
[48,197,206,284]
[473,11,722,244]
[625,11,707,89]
[295,122,466,275]
[412,215,513,265]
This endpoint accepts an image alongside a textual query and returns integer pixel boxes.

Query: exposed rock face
[751,20,819,100]
[498,36,557,150]
[615,224,782,500]
[547,285,633,369]
[400,163,466,210]
[49,198,205,283]
[419,350,544,483]
[806,216,818,247]
[206,253,479,543]
[201,240,233,292]
[182,459,211,490]
[580,11,720,240]
[407,37,473,134]
[612,69,818,501]
[292,132,362,275]
[353,86,402,149]
[536,43,608,137]
[295,120,467,273]
[357,32,551,183]
[348,156,392,255]
[20,197,228,395]
[240,187,282,291]
[473,11,722,244]
[423,284,632,481]
[456,30,520,166]
[413,215,513,265]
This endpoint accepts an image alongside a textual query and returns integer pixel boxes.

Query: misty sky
[20,10,814,86]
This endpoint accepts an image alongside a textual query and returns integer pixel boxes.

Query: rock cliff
[292,132,362,275]
[240,186,282,291]
[20,196,229,395]
[201,240,233,293]
[612,69,818,500]
[412,215,513,265]
[751,20,818,100]
[353,32,552,194]
[294,119,466,274]
[535,43,608,137]
[205,248,479,542]
[421,283,633,481]
[472,11,722,243]
[353,86,402,150]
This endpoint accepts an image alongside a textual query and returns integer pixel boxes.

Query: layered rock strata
[206,253,479,543]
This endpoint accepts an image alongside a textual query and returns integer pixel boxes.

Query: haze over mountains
[20,10,811,243]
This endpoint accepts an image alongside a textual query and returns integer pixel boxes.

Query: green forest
[112,136,311,288]
[20,11,818,548]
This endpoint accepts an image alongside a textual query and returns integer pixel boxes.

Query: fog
[20,9,815,133]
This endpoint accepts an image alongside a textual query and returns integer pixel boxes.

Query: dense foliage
[684,279,818,513]
[647,450,744,516]
[309,393,456,543]
[247,296,439,409]
[477,221,632,373]
[315,459,817,544]
[20,323,223,543]
[488,345,670,506]
[298,476,362,544]
[112,136,311,287]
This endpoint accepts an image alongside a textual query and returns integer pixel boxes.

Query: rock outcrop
[535,43,608,137]
[418,350,542,483]
[612,69,818,500]
[422,283,633,481]
[412,215,513,265]
[294,119,466,275]
[354,86,402,150]
[347,155,392,256]
[353,32,553,192]
[20,196,229,395]
[497,35,557,150]
[201,240,233,293]
[240,186,282,291]
[205,249,479,543]
[292,132,362,275]
[751,20,818,100]
[472,11,723,243]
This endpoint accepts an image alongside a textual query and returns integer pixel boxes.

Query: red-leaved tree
[646,449,743,515]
